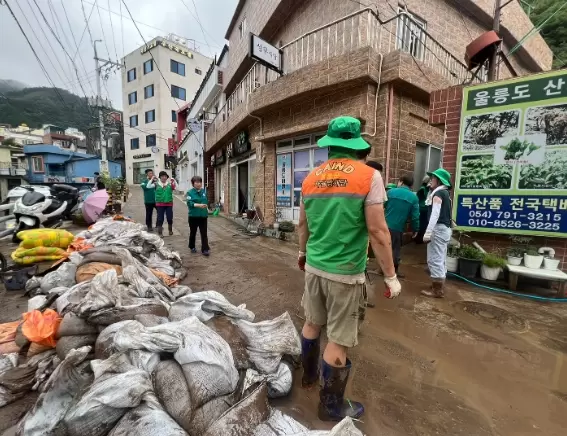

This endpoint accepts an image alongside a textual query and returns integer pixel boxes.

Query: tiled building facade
[205,0,551,225]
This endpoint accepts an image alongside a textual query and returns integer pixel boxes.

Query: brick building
[205,0,551,225]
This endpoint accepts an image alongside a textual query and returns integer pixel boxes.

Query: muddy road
[1,190,566,435]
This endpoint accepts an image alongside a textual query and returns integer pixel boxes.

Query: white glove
[384,275,401,299]
[423,231,432,243]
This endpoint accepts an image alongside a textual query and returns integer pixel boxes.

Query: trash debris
[21,310,62,348]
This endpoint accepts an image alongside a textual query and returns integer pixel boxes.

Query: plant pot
[446,256,458,273]
[523,254,544,269]
[507,256,522,266]
[459,258,481,279]
[480,265,501,281]
[543,258,560,271]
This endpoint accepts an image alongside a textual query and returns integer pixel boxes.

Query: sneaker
[190,248,197,254]
[202,250,210,257]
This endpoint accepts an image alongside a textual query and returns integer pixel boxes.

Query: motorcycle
[12,184,80,242]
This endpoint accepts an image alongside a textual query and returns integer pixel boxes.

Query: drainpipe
[361,53,383,138]
[385,84,394,182]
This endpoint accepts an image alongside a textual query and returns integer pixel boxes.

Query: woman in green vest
[155,171,177,236]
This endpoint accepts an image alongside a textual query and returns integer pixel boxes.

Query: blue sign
[455,194,567,235]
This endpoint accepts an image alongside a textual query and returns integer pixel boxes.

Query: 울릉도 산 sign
[453,70,567,238]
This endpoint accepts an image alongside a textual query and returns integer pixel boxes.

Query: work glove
[298,251,306,271]
[383,275,401,299]
[423,231,432,243]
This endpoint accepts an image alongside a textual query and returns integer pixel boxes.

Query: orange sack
[21,309,62,348]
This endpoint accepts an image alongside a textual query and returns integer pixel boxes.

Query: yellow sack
[11,246,67,265]
[17,229,74,249]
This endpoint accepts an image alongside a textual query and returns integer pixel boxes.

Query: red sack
[21,309,62,348]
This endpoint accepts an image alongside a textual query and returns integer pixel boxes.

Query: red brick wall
[430,86,567,269]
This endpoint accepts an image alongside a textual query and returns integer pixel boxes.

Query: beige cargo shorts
[302,272,365,347]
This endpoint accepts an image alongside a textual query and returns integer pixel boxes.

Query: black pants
[145,203,156,229]
[415,209,429,244]
[156,205,173,227]
[389,229,403,271]
[189,216,209,251]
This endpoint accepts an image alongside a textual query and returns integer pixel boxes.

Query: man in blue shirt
[385,174,419,278]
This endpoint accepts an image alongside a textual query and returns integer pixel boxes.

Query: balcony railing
[209,9,479,146]
[0,162,27,176]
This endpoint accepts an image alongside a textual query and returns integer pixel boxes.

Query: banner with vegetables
[453,70,567,237]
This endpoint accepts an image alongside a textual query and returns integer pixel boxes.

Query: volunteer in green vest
[421,168,452,298]
[186,176,210,256]
[155,171,177,237]
[385,174,420,278]
[141,169,157,232]
[298,116,401,422]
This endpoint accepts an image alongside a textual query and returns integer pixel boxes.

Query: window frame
[413,141,443,190]
[145,109,156,124]
[396,8,427,62]
[127,68,136,82]
[31,156,44,173]
[171,110,177,122]
[171,59,186,76]
[171,85,186,101]
[146,134,157,148]
[128,91,137,105]
[130,138,140,150]
[129,115,139,127]
[144,84,154,99]
[143,59,153,75]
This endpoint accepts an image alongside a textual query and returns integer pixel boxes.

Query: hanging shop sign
[141,39,194,58]
[453,70,567,238]
[133,153,152,159]
[234,131,250,156]
[276,153,292,208]
[168,138,178,156]
[214,148,226,166]
[249,34,283,74]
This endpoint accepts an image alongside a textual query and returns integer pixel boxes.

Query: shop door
[238,162,249,214]
[230,165,238,214]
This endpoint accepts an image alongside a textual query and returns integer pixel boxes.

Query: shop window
[413,142,442,190]
[396,8,427,61]
[32,156,44,172]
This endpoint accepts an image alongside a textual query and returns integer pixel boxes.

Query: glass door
[230,164,238,214]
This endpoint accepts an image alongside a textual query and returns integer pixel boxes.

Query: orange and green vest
[302,156,375,276]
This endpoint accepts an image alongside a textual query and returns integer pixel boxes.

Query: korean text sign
[453,70,567,238]
[276,153,292,207]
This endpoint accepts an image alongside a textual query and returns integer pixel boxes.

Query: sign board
[214,148,225,166]
[234,131,250,156]
[453,70,567,238]
[133,153,152,159]
[276,153,292,207]
[249,33,283,74]
[44,175,65,183]
[141,39,193,58]
[74,177,94,183]
[99,160,109,173]
[187,118,202,133]
[168,138,177,156]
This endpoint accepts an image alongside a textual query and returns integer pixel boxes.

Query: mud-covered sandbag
[57,313,98,338]
[17,347,93,436]
[108,402,188,436]
[0,353,18,375]
[27,296,47,312]
[134,314,168,327]
[40,262,77,293]
[252,410,309,436]
[75,269,120,316]
[95,321,136,359]
[206,316,250,369]
[153,360,192,432]
[188,394,235,436]
[91,351,159,378]
[112,320,183,354]
[204,383,270,436]
[278,418,364,435]
[56,281,91,314]
[56,335,97,360]
[76,262,123,283]
[169,291,255,323]
[87,300,168,325]
[63,366,156,436]
[243,361,293,398]
[25,276,41,294]
[146,252,176,277]
[234,312,301,374]
[79,252,122,266]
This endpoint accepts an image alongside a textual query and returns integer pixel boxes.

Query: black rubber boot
[168,224,173,236]
[395,264,405,279]
[301,335,320,389]
[318,359,364,422]
[146,226,153,233]
[156,226,163,237]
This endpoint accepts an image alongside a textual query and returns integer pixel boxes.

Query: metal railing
[209,9,478,145]
[0,162,27,170]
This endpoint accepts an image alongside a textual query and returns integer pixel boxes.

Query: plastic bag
[234,312,301,374]
[169,291,255,323]
[21,309,62,348]
[40,262,77,293]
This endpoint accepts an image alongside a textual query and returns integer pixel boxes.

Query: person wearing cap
[141,169,157,232]
[155,170,177,237]
[384,175,419,278]
[421,168,452,298]
[415,175,431,244]
[298,116,401,422]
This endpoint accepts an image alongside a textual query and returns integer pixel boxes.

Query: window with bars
[396,9,427,61]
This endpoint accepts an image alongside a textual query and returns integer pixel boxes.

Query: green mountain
[0,86,97,133]
[522,0,567,68]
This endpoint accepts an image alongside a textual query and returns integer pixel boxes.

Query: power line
[94,0,112,59]
[119,0,125,58]
[80,0,96,48]
[46,0,77,95]
[107,0,120,61]
[179,0,212,52]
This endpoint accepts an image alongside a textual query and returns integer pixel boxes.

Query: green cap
[317,116,371,150]
[386,183,397,190]
[427,168,452,188]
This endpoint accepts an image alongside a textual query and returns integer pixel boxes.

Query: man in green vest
[298,116,401,422]
[140,169,157,232]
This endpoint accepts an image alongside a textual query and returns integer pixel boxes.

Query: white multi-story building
[121,34,212,184]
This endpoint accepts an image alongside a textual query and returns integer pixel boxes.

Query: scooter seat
[52,184,78,194]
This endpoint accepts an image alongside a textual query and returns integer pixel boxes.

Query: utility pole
[488,0,502,81]
[93,40,122,171]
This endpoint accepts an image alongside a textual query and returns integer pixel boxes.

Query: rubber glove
[423,231,432,243]
[383,275,401,299]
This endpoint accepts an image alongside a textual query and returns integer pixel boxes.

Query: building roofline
[217,45,229,66]
[186,60,218,117]
[225,0,246,39]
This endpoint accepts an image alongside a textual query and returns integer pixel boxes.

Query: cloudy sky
[0,0,237,110]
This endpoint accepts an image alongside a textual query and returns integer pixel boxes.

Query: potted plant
[507,247,523,266]
[524,247,544,269]
[481,253,507,281]
[458,245,483,278]
[543,255,561,271]
[446,245,459,273]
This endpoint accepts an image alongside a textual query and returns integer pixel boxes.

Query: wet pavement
[1,189,566,435]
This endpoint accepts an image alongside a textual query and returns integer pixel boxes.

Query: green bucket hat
[317,116,371,150]
[386,183,397,190]
[427,168,452,188]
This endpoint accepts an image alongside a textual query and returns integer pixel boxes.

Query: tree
[1,138,19,147]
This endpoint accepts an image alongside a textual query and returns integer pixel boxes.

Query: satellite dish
[151,146,159,154]
[187,118,201,133]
